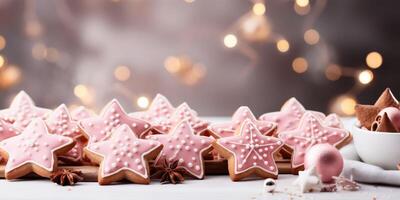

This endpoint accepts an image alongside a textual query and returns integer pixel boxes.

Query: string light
[0,35,6,50]
[295,0,309,7]
[114,65,131,81]
[358,70,374,84]
[137,96,149,109]
[25,20,43,38]
[292,57,308,73]
[252,3,266,16]
[223,34,238,48]
[366,51,383,69]
[0,55,5,68]
[276,39,290,53]
[304,29,320,45]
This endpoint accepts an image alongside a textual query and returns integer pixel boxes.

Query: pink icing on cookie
[149,120,214,179]
[209,106,277,138]
[0,91,50,129]
[278,112,350,168]
[323,113,344,129]
[216,119,283,175]
[86,124,161,179]
[169,103,209,135]
[0,119,20,141]
[46,104,82,139]
[130,94,175,134]
[259,97,325,133]
[71,106,95,121]
[79,99,151,143]
[46,104,83,162]
[0,118,74,173]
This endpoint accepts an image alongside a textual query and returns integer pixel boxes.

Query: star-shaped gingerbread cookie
[208,106,277,138]
[130,94,175,135]
[259,98,325,134]
[46,104,84,163]
[0,91,51,129]
[169,103,209,135]
[79,99,151,143]
[278,112,351,170]
[85,124,162,184]
[355,88,400,129]
[149,120,214,179]
[0,118,75,179]
[71,106,95,121]
[213,119,284,181]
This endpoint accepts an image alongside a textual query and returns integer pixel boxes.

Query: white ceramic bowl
[352,124,400,170]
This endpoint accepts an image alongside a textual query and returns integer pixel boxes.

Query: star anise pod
[50,168,84,186]
[152,158,185,184]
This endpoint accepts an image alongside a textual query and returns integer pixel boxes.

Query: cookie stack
[0,91,351,185]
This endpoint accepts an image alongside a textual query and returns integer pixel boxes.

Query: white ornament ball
[263,178,276,192]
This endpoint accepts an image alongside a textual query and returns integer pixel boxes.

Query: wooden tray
[0,159,292,181]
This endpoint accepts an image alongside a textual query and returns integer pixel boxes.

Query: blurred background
[0,0,397,116]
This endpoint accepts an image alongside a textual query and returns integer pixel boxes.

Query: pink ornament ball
[304,144,344,183]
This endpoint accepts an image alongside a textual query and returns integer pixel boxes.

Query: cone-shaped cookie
[374,88,399,108]
[355,88,400,129]
[371,113,398,132]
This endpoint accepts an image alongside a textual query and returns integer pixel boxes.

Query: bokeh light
[114,65,131,81]
[240,15,270,42]
[137,96,150,109]
[292,57,308,73]
[366,51,383,69]
[294,3,310,15]
[295,0,309,7]
[276,39,290,53]
[164,56,182,73]
[304,29,320,45]
[332,95,357,116]
[32,43,47,60]
[324,64,342,81]
[0,55,5,68]
[0,65,21,89]
[223,34,238,48]
[45,47,60,63]
[0,35,6,50]
[358,70,374,84]
[252,3,266,16]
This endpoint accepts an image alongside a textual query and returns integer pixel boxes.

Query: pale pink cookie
[213,119,284,181]
[169,103,209,135]
[130,94,175,135]
[79,99,152,143]
[149,120,214,179]
[0,119,20,162]
[259,98,325,133]
[323,113,344,129]
[71,106,95,121]
[45,104,84,163]
[278,112,351,170]
[0,118,75,179]
[85,124,162,185]
[0,91,51,129]
[208,106,277,138]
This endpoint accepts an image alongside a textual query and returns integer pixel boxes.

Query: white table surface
[0,117,399,200]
